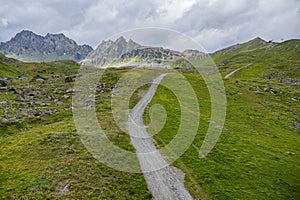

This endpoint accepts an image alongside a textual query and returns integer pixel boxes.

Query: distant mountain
[81,36,142,66]
[182,49,206,60]
[211,37,274,62]
[0,30,93,62]
[211,37,300,66]
[120,47,182,61]
[211,37,300,84]
[81,36,205,67]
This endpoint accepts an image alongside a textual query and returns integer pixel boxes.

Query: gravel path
[128,74,194,200]
[224,63,252,79]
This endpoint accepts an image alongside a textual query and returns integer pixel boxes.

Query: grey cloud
[173,0,300,51]
[0,0,299,52]
[110,28,200,51]
[62,0,161,47]
[0,0,95,41]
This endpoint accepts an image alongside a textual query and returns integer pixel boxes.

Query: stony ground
[129,73,193,200]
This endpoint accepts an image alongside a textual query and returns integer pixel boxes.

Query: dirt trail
[224,63,253,79]
[128,74,194,200]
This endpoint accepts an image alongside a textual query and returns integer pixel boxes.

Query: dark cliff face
[0,30,93,62]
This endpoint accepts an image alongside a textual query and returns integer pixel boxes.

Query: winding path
[128,74,194,200]
[224,63,253,79]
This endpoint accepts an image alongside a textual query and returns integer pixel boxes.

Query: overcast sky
[0,0,299,52]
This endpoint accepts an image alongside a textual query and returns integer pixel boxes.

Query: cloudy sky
[0,0,299,52]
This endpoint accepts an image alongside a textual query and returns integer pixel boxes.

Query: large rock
[0,79,8,87]
[31,75,46,82]
[64,76,75,83]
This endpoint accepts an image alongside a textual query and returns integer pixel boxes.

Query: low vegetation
[0,38,299,199]
[0,62,151,199]
[144,73,299,199]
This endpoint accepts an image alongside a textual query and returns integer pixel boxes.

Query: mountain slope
[212,38,300,84]
[212,37,274,65]
[0,30,93,62]
[0,53,20,77]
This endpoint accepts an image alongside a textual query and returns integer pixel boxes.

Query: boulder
[14,88,24,94]
[15,94,30,101]
[66,88,75,93]
[65,76,74,83]
[31,75,46,82]
[0,79,8,87]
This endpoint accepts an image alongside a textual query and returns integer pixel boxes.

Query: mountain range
[0,30,206,65]
[0,30,93,62]
[0,30,299,75]
[80,36,205,67]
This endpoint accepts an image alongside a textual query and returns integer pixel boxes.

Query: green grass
[0,53,19,64]
[1,66,299,199]
[0,39,299,199]
[0,62,20,77]
[212,38,300,82]
[143,73,300,199]
[0,119,151,199]
[0,68,152,199]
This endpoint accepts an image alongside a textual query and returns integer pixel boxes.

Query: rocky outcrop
[120,47,182,64]
[0,30,93,62]
[121,47,182,59]
[0,71,117,126]
[182,49,206,60]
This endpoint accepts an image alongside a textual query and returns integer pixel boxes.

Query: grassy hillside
[0,53,19,64]
[0,62,20,77]
[212,38,300,84]
[0,62,152,199]
[0,39,299,199]
[142,38,300,199]
[144,74,299,199]
[0,53,20,77]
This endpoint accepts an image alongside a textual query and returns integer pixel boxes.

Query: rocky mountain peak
[45,33,64,37]
[17,30,34,36]
[115,36,126,44]
[81,37,143,66]
[248,37,267,45]
[0,30,93,62]
[81,37,206,67]
[44,33,69,41]
[12,30,43,44]
[128,39,135,44]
